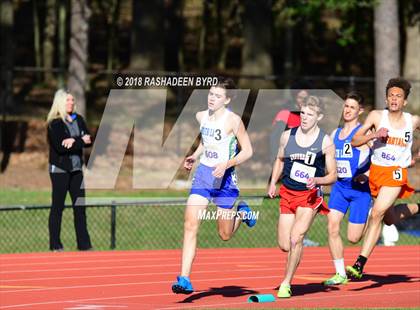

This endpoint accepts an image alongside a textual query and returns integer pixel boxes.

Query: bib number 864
[381,152,395,161]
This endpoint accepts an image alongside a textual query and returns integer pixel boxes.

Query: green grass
[0,189,418,253]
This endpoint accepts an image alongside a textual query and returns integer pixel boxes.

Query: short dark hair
[386,78,411,99]
[345,91,364,106]
[214,77,237,99]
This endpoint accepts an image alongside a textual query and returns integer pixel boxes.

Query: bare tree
[0,0,14,110]
[97,0,121,72]
[57,0,67,88]
[68,0,91,118]
[402,2,420,112]
[374,0,400,108]
[44,0,56,83]
[33,0,42,82]
[240,0,273,88]
[130,0,164,70]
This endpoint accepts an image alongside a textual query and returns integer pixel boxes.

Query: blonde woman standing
[47,89,92,251]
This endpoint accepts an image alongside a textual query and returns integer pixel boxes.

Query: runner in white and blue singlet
[172,78,254,295]
[190,108,239,207]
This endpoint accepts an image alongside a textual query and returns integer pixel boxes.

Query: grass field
[0,189,418,253]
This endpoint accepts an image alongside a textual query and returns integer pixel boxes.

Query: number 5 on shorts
[393,168,403,181]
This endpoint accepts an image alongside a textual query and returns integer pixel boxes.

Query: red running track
[0,246,419,309]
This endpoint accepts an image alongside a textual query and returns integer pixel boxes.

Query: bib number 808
[205,150,218,159]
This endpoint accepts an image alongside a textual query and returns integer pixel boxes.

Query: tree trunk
[0,0,14,110]
[216,0,237,71]
[68,0,91,118]
[198,1,210,69]
[57,0,67,88]
[43,0,56,83]
[403,24,420,112]
[240,0,274,88]
[33,0,42,82]
[164,0,183,71]
[374,0,400,109]
[107,0,121,72]
[130,0,164,70]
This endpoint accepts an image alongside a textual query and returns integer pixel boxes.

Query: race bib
[336,160,352,178]
[342,143,353,158]
[204,147,219,160]
[290,162,316,184]
[392,168,403,181]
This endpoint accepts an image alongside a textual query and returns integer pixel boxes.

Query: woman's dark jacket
[47,114,91,172]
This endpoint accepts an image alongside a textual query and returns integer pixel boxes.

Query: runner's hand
[184,156,196,170]
[355,174,368,184]
[212,162,228,178]
[306,177,317,189]
[375,127,388,140]
[268,183,277,198]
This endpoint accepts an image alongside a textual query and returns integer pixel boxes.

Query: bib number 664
[294,170,310,180]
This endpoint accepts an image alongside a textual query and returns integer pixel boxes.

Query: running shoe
[277,284,291,298]
[323,273,348,285]
[237,201,257,227]
[172,276,194,294]
[346,265,363,279]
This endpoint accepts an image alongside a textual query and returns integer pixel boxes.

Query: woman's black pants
[49,171,92,250]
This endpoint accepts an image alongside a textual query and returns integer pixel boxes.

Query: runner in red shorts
[268,96,337,298]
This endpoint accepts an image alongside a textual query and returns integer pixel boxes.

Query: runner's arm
[268,131,289,197]
[226,116,253,168]
[351,110,381,147]
[314,135,337,186]
[184,112,206,170]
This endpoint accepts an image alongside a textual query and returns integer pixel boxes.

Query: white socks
[333,258,346,277]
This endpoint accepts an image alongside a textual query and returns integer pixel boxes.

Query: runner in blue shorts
[172,78,254,294]
[323,92,372,285]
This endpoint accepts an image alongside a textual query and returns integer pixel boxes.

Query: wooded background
[0,0,419,119]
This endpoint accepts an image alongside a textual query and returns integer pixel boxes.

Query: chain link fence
[0,193,418,253]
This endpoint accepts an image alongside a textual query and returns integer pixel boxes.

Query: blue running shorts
[329,181,372,224]
[190,163,239,209]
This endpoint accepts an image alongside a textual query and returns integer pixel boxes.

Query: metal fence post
[110,202,117,249]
